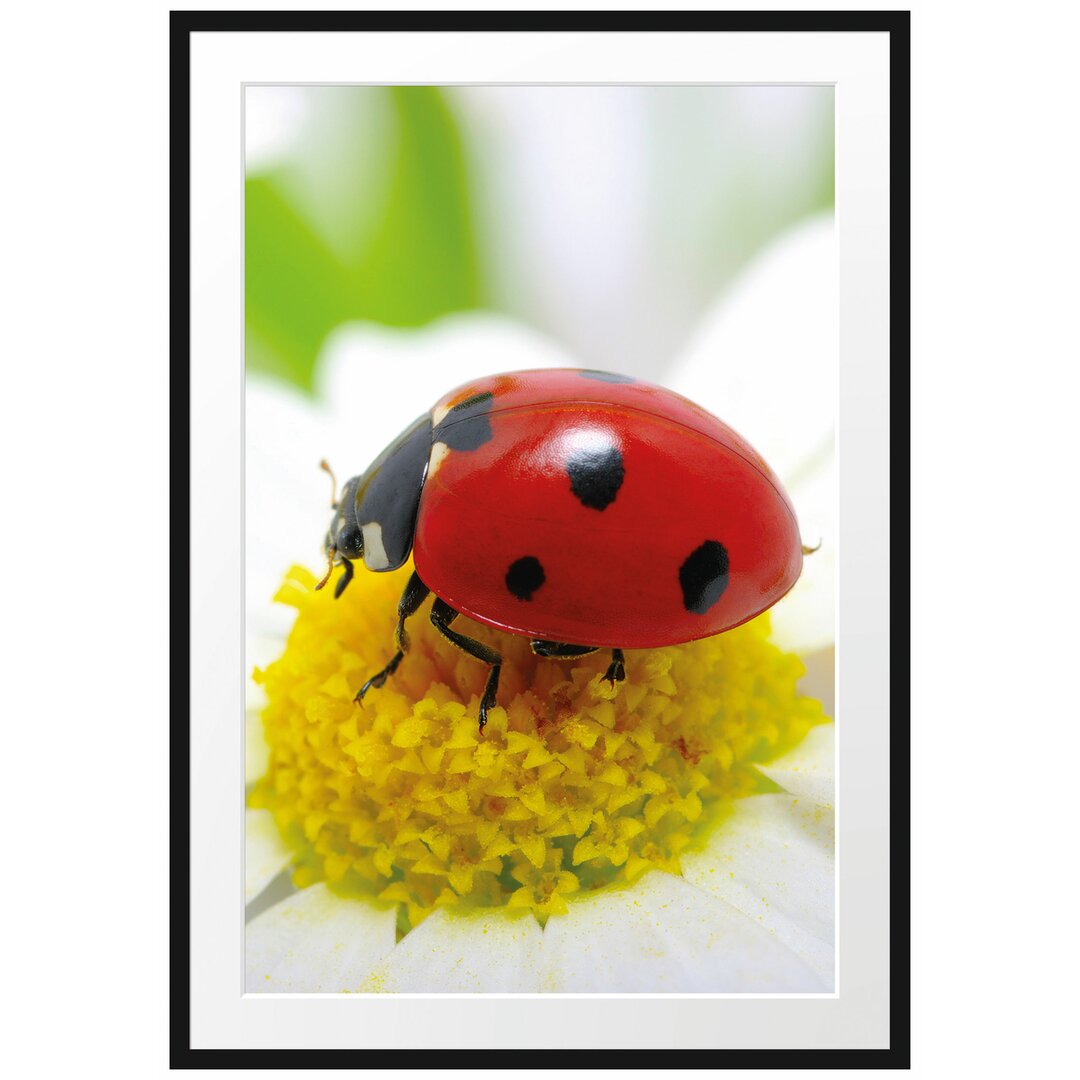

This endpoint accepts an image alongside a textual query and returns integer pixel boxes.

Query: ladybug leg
[355,571,430,703]
[333,556,354,599]
[391,570,431,656]
[530,640,598,659]
[429,598,502,734]
[533,641,623,686]
[603,648,626,685]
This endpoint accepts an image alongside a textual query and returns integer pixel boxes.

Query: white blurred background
[245,84,833,389]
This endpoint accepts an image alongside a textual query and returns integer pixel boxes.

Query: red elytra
[408,369,803,649]
[317,367,807,729]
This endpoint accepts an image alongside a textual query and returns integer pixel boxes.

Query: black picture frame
[171,8,910,1068]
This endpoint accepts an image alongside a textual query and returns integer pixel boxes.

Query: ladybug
[316,368,806,732]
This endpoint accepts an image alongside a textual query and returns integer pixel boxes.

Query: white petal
[666,214,837,485]
[245,374,332,645]
[245,809,293,903]
[245,884,397,993]
[359,907,545,993]
[541,870,827,992]
[681,793,834,989]
[317,313,578,451]
[757,722,835,805]
[797,646,835,720]
[769,440,835,655]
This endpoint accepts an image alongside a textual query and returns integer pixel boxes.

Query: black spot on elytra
[505,556,545,601]
[579,369,636,384]
[566,440,625,511]
[679,540,730,614]
[432,391,494,451]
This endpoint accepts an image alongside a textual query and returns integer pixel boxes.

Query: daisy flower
[245,215,836,993]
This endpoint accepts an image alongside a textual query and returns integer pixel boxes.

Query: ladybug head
[324,474,365,562]
[318,413,433,597]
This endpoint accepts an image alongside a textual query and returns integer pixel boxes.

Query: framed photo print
[173,9,909,1066]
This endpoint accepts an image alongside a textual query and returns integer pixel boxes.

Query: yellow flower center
[251,562,827,934]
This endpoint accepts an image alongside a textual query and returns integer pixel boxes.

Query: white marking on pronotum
[431,402,452,427]
[427,441,451,478]
[361,521,391,570]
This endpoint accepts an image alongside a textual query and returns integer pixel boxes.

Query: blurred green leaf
[246,87,479,392]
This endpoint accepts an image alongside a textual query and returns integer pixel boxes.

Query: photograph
[242,82,838,994]
[38,0,1080,1071]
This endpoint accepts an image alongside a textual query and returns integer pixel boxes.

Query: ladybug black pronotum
[317,368,806,732]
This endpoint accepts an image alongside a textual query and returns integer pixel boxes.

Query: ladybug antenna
[314,548,336,592]
[802,540,822,556]
[320,458,338,509]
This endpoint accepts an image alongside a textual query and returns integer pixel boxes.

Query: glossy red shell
[412,369,803,649]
